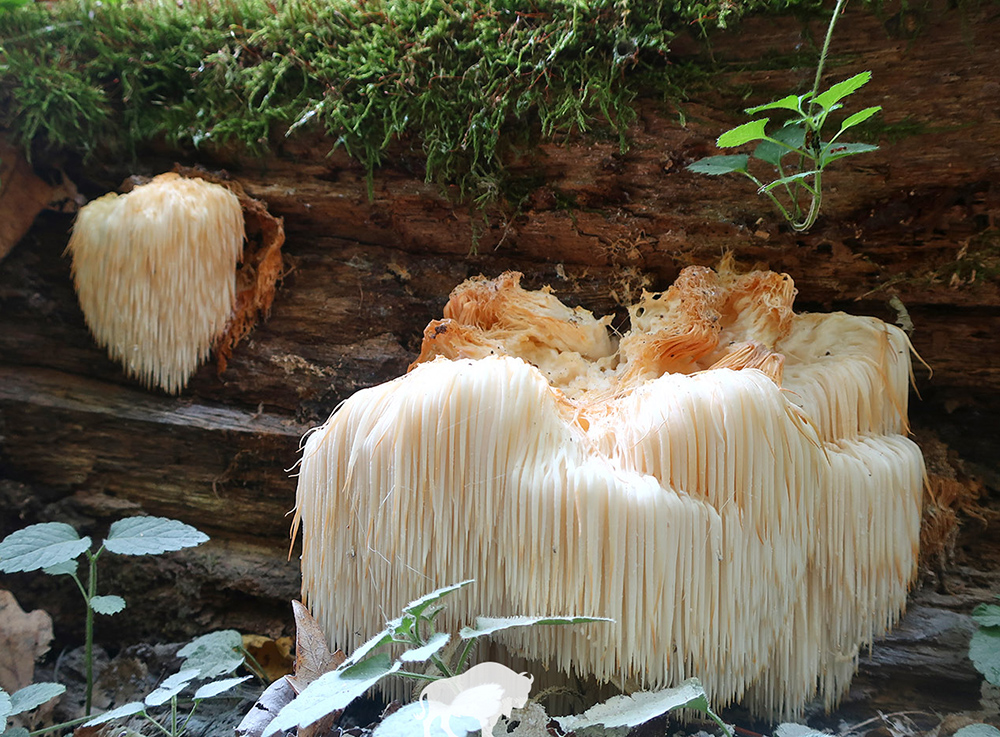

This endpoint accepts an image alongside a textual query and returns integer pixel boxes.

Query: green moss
[1,0,819,204]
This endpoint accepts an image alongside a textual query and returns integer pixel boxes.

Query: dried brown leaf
[0,589,54,693]
[287,600,345,694]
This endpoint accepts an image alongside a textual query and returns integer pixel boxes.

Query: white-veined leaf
[399,632,450,663]
[401,580,474,620]
[0,524,90,573]
[104,517,208,556]
[90,595,126,615]
[193,676,252,700]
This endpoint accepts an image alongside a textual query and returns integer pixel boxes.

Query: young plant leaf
[371,701,479,737]
[972,601,1000,627]
[775,724,833,737]
[555,678,713,731]
[745,94,804,115]
[772,123,807,150]
[717,119,769,147]
[83,701,145,726]
[178,630,245,679]
[969,625,1000,686]
[812,71,872,112]
[399,632,450,663]
[838,105,881,133]
[752,140,788,166]
[459,615,614,639]
[402,579,474,620]
[89,595,126,615]
[0,690,11,729]
[144,668,201,706]
[263,654,401,737]
[193,675,252,700]
[0,523,91,573]
[819,142,879,166]
[953,726,1000,737]
[341,629,393,668]
[103,517,208,556]
[42,559,78,577]
[686,154,749,175]
[7,683,65,716]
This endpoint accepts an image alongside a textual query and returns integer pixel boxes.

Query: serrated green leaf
[90,595,126,615]
[402,579,474,620]
[177,631,244,679]
[970,626,1000,686]
[687,154,749,175]
[759,170,820,193]
[371,702,479,737]
[819,142,879,166]
[193,675,251,701]
[84,701,145,726]
[752,140,787,166]
[42,559,78,577]
[460,615,614,639]
[8,684,65,716]
[103,517,208,556]
[812,72,872,112]
[954,725,1000,737]
[145,669,201,707]
[0,523,90,573]
[342,629,393,668]
[745,94,804,115]
[772,124,807,150]
[555,678,710,731]
[263,655,401,737]
[1,689,12,729]
[399,632,450,663]
[971,603,1000,627]
[717,119,769,147]
[839,105,882,133]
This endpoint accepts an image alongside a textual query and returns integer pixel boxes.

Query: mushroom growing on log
[293,265,924,719]
[66,172,244,394]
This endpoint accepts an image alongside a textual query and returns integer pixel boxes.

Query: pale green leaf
[776,724,831,737]
[970,626,1000,686]
[3,727,30,737]
[459,615,613,639]
[371,701,479,737]
[812,72,872,112]
[0,523,90,573]
[193,675,252,700]
[771,124,807,150]
[759,171,820,193]
[819,142,879,166]
[687,154,749,175]
[954,725,1000,737]
[104,517,208,556]
[752,140,787,166]
[263,654,401,737]
[745,94,804,115]
[402,579,474,620]
[90,595,126,615]
[0,689,12,731]
[342,629,393,668]
[717,119,769,147]
[555,678,711,731]
[971,602,1000,628]
[42,559,78,577]
[145,669,201,707]
[83,702,145,726]
[399,632,450,663]
[8,683,65,716]
[177,631,244,679]
[839,105,881,133]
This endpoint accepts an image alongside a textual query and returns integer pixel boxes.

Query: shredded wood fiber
[294,266,924,718]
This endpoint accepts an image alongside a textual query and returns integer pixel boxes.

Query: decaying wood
[0,0,998,725]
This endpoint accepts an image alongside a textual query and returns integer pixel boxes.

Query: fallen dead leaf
[242,634,295,682]
[0,589,54,693]
[286,600,345,694]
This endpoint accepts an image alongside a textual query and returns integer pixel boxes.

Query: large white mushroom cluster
[294,265,924,718]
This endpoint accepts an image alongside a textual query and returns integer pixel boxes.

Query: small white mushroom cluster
[294,266,924,718]
[66,172,244,394]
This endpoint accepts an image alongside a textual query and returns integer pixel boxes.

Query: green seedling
[0,517,209,716]
[688,0,881,231]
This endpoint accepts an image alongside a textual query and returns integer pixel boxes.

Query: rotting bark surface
[0,0,998,729]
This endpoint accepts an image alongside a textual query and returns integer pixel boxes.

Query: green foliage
[0,517,209,716]
[970,595,1000,686]
[264,579,611,737]
[687,0,882,231]
[0,683,66,733]
[1,0,818,206]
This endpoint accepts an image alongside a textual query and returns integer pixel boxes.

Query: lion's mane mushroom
[294,266,924,719]
[66,172,244,394]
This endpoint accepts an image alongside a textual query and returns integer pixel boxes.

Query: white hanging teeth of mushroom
[294,265,924,719]
[66,172,244,394]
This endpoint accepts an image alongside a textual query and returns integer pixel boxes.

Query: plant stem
[807,0,850,114]
[84,551,98,716]
[28,716,94,735]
